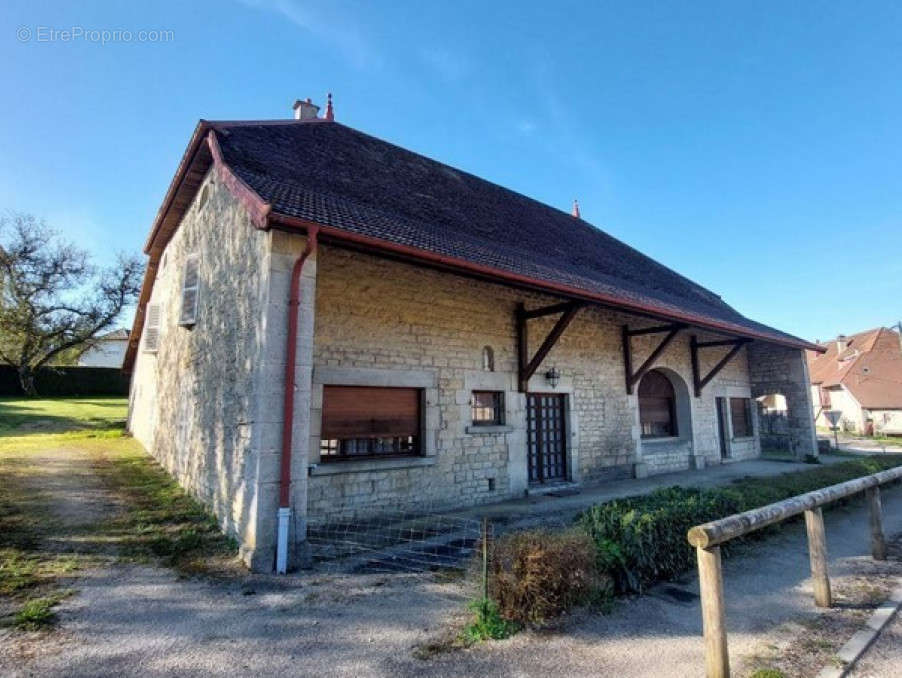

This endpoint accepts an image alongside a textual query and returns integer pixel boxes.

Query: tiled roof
[210,120,813,349]
[808,328,902,409]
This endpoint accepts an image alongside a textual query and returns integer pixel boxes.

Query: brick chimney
[293,97,320,121]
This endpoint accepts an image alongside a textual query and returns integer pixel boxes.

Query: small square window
[471,391,504,426]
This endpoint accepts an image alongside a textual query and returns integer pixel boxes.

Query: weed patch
[462,598,519,642]
[90,442,239,574]
[12,592,68,631]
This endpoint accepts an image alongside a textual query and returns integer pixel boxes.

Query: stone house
[124,98,822,572]
[807,328,902,435]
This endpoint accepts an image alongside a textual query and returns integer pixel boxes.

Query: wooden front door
[527,393,567,484]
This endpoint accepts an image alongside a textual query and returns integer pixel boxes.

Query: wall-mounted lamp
[545,366,561,389]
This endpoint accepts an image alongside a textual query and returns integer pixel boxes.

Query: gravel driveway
[3,448,902,677]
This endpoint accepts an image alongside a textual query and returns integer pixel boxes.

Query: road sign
[824,410,842,428]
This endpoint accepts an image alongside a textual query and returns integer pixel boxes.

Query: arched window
[482,346,494,372]
[638,370,677,438]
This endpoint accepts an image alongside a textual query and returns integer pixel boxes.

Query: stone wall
[128,171,276,570]
[748,342,818,456]
[306,244,761,519]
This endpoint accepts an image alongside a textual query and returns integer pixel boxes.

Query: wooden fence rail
[686,465,902,678]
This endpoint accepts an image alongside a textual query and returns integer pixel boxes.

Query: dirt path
[31,446,126,554]
[3,448,902,677]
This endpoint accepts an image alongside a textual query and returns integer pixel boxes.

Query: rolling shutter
[178,254,200,326]
[322,386,420,439]
[143,303,162,353]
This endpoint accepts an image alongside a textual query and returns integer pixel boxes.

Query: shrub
[577,457,902,594]
[489,529,612,623]
[578,486,745,593]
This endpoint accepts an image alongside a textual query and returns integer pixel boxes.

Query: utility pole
[892,321,902,353]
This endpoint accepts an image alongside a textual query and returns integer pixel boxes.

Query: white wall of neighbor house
[305,244,762,520]
[823,386,865,432]
[873,410,902,434]
[78,339,129,367]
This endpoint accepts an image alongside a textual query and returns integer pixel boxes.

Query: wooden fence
[686,465,902,678]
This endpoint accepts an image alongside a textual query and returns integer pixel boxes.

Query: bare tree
[0,212,143,395]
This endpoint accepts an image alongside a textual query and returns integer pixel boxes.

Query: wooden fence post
[866,486,887,560]
[804,507,832,607]
[697,545,729,678]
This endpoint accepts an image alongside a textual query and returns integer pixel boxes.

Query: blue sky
[2,1,900,341]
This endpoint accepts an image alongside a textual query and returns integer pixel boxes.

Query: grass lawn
[0,396,128,436]
[0,397,238,631]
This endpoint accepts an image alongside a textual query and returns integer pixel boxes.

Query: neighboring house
[77,328,130,368]
[807,328,902,435]
[124,97,822,572]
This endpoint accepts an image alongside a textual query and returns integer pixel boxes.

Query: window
[729,397,753,438]
[143,303,162,353]
[178,254,200,326]
[471,391,504,426]
[638,370,676,438]
[320,386,421,461]
[482,346,494,372]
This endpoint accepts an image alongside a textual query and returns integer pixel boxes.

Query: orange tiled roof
[807,328,902,409]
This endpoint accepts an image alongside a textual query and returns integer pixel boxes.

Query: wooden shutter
[143,303,162,353]
[322,386,420,439]
[179,254,200,326]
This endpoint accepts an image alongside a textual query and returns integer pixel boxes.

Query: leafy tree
[0,212,143,395]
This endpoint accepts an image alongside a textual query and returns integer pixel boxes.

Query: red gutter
[268,212,824,353]
[279,227,319,508]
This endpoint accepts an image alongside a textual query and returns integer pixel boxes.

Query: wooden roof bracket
[690,336,752,397]
[516,301,584,392]
[622,323,687,394]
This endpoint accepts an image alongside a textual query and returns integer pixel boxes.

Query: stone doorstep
[524,481,582,498]
[815,578,902,678]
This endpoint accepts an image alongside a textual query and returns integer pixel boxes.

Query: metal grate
[307,505,487,574]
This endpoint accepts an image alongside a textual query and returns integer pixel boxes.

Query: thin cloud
[236,0,382,69]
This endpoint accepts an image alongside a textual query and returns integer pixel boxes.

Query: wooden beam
[867,486,887,560]
[804,508,832,608]
[516,303,529,392]
[521,301,577,320]
[523,303,582,385]
[690,335,702,397]
[516,302,583,392]
[691,336,751,397]
[695,339,748,348]
[622,323,686,394]
[629,327,681,390]
[697,545,730,678]
[627,323,685,337]
[622,325,634,395]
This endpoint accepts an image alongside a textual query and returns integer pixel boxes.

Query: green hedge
[0,366,129,397]
[576,456,902,594]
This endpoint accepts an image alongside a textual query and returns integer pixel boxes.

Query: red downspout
[279,227,319,508]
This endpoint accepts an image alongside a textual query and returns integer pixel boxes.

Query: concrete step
[525,481,581,498]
